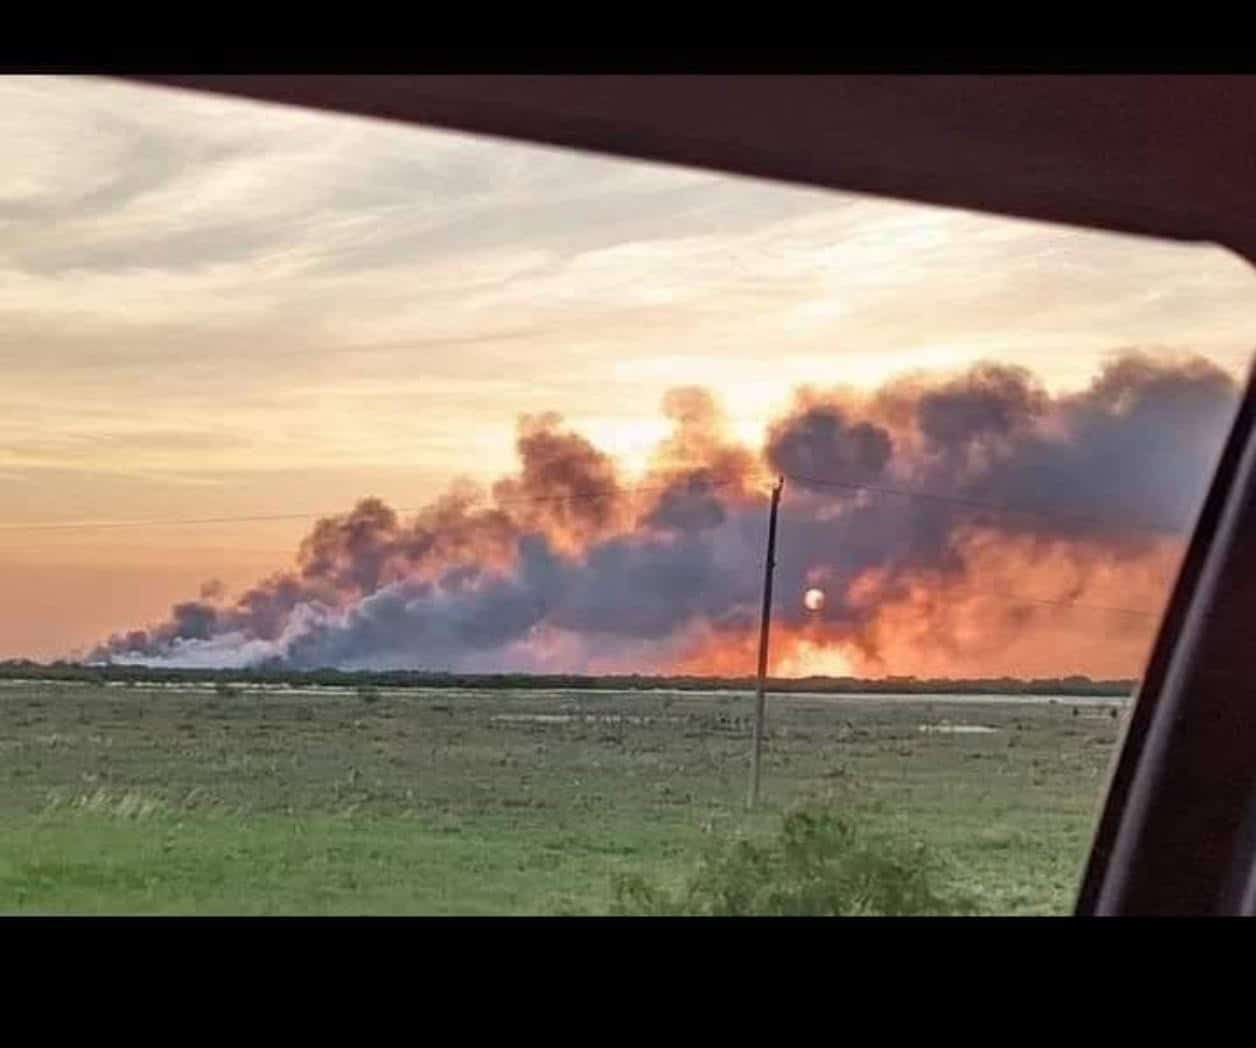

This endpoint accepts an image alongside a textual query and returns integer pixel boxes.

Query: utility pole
[748,475,784,811]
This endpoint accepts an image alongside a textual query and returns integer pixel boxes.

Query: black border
[3,48,1256,75]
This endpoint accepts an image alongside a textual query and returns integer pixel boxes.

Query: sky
[3,75,1255,669]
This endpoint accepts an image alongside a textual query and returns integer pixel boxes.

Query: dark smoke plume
[93,351,1241,676]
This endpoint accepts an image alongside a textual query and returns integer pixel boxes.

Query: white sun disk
[804,587,826,612]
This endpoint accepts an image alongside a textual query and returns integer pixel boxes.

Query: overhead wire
[2,468,1166,622]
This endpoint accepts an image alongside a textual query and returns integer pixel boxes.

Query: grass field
[0,680,1127,915]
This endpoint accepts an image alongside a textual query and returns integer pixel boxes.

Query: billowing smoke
[93,351,1242,678]
[765,401,893,487]
[491,413,628,553]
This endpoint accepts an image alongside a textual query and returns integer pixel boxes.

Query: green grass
[0,681,1125,914]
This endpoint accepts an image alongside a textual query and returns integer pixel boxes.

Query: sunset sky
[3,75,1255,667]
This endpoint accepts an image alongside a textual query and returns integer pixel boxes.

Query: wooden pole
[748,475,784,810]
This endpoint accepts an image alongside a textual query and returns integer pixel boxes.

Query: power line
[777,482,1164,621]
[0,463,1189,540]
[0,509,426,533]
[0,465,1179,624]
[0,476,745,534]
[497,476,740,507]
[903,586,1158,621]
[781,469,1184,536]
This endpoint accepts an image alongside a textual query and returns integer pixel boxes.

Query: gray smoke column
[765,401,894,489]
[92,351,1241,677]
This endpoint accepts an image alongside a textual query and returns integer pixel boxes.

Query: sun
[803,587,826,612]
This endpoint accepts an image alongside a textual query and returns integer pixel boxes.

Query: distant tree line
[0,659,1137,696]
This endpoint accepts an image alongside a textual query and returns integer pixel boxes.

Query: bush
[611,807,971,916]
[358,685,381,705]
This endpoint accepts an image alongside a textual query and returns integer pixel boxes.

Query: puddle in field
[490,714,685,726]
[918,724,998,734]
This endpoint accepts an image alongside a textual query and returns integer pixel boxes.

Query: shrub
[611,807,971,916]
